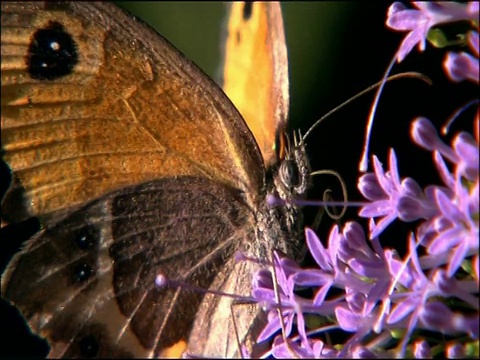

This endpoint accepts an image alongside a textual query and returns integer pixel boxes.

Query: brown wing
[2,176,254,357]
[220,2,289,167]
[1,1,264,222]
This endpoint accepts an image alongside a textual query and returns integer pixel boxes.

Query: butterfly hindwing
[3,176,254,357]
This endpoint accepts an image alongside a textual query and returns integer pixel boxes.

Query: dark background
[2,2,476,357]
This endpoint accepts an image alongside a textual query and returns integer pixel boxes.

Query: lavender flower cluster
[251,2,479,358]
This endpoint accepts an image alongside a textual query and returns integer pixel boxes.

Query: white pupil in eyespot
[50,41,60,51]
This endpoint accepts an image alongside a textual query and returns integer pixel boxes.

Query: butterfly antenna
[283,131,293,159]
[293,129,300,147]
[299,73,430,225]
[301,72,431,143]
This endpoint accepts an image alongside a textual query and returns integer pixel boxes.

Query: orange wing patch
[222,2,289,167]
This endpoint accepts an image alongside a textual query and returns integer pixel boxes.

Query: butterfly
[1,1,310,357]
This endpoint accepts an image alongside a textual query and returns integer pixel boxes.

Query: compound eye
[279,159,300,189]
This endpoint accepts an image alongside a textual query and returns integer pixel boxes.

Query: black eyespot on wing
[78,334,99,358]
[63,323,133,358]
[72,262,94,283]
[242,2,253,20]
[26,21,79,81]
[74,225,98,250]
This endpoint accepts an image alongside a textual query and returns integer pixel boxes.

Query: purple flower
[452,129,479,182]
[335,301,378,334]
[413,339,431,358]
[252,253,307,344]
[446,343,466,358]
[411,117,457,161]
[427,182,479,276]
[358,148,435,238]
[385,234,433,347]
[444,31,479,83]
[433,270,479,309]
[350,346,378,359]
[250,228,352,357]
[271,337,321,358]
[357,149,403,238]
[386,2,479,62]
[380,233,475,355]
[419,301,479,339]
[292,228,336,308]
[336,222,392,320]
[444,50,479,84]
[410,117,479,275]
[270,337,339,358]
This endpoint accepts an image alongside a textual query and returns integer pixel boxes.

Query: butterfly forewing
[220,2,289,166]
[1,1,264,221]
